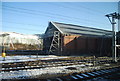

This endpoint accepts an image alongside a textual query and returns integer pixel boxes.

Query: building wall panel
[62,35,112,56]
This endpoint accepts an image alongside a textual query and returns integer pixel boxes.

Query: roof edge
[50,21,64,34]
[52,21,112,32]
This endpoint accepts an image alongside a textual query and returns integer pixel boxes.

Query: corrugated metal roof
[51,21,112,36]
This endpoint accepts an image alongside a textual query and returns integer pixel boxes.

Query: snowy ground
[0,55,68,63]
[1,63,100,79]
[1,55,119,80]
[0,55,98,80]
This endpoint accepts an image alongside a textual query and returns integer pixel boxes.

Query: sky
[1,2,118,34]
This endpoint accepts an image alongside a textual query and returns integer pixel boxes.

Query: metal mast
[1,33,9,61]
[106,12,120,62]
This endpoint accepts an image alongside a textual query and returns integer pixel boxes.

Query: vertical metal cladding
[62,35,112,56]
[63,35,79,55]
[43,35,112,56]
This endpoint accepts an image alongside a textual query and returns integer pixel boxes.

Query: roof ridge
[52,21,111,32]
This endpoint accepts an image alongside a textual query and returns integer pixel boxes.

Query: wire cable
[2,5,107,25]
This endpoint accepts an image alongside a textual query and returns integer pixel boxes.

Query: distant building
[43,21,113,56]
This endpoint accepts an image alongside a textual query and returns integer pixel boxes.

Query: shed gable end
[45,22,58,37]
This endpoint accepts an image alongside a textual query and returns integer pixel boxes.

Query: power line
[2,25,44,33]
[3,6,93,23]
[1,20,47,33]
[46,3,105,16]
[61,3,105,14]
[3,7,94,25]
[2,7,108,28]
[2,5,107,25]
[0,20,46,27]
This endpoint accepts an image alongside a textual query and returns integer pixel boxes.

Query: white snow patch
[0,55,68,63]
[1,64,101,79]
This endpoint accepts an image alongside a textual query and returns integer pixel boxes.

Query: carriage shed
[43,21,113,56]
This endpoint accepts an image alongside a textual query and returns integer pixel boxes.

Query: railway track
[1,57,119,72]
[1,60,86,72]
[1,66,120,81]
[0,59,112,71]
[1,56,120,81]
[0,58,120,71]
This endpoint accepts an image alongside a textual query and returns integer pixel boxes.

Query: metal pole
[2,36,5,61]
[60,35,63,56]
[114,22,117,62]
[106,12,120,62]
[57,32,60,55]
[112,17,117,62]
